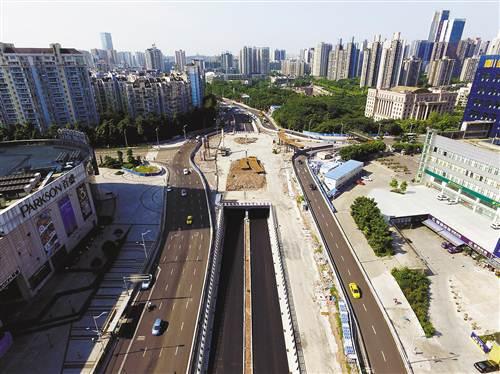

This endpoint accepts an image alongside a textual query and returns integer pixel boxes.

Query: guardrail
[268,206,305,373]
[187,141,216,374]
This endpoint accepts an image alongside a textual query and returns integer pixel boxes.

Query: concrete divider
[268,206,302,374]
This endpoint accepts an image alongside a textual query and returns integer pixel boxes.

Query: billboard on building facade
[76,184,92,220]
[36,209,61,256]
[58,195,78,236]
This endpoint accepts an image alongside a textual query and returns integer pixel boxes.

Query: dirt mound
[234,137,258,145]
[226,157,266,191]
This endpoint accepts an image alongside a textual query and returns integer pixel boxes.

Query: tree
[117,150,123,165]
[400,181,408,193]
[390,178,399,190]
[126,148,135,164]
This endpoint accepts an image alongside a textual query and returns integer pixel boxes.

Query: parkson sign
[19,173,76,218]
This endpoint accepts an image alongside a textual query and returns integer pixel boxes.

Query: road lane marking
[175,346,179,356]
[186,300,190,309]
[325,221,329,228]
[335,243,339,249]
[171,268,174,275]
[363,303,367,312]
[347,269,351,276]
[165,283,169,291]
[372,325,377,335]
[181,322,184,331]
[381,350,386,362]
[341,255,344,261]
[172,302,175,310]
[162,256,166,262]
[143,346,148,357]
[193,268,197,276]
[175,255,178,261]
[159,347,163,357]
[159,301,163,310]
[189,283,193,292]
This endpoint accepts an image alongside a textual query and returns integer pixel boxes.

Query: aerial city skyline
[0,2,499,374]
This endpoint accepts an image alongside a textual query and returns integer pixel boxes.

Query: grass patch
[133,165,160,174]
[391,267,435,337]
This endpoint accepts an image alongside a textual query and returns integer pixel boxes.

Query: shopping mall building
[0,130,98,301]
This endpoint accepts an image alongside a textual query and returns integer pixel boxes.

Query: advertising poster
[76,183,92,220]
[58,195,78,236]
[36,210,61,256]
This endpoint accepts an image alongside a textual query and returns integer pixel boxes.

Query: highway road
[294,155,407,374]
[105,141,211,374]
[207,210,245,374]
[249,209,289,373]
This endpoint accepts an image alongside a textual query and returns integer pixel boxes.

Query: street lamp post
[183,124,188,140]
[123,128,128,148]
[86,311,108,340]
[141,230,152,259]
[155,127,159,148]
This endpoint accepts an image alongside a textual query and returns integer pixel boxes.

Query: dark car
[448,246,463,254]
[309,183,317,190]
[298,159,303,164]
[474,360,499,373]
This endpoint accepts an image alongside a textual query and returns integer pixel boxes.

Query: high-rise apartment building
[463,55,500,137]
[377,32,404,89]
[186,63,204,108]
[117,51,133,68]
[360,35,383,87]
[134,51,146,68]
[175,49,186,71]
[399,57,422,86]
[439,18,466,44]
[239,46,270,76]
[145,44,163,71]
[312,42,332,77]
[459,57,479,83]
[327,39,358,81]
[100,32,114,51]
[221,52,234,73]
[281,59,306,77]
[487,32,500,55]
[274,49,286,61]
[257,47,270,75]
[428,57,455,86]
[0,43,99,130]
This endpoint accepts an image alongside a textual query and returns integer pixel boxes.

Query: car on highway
[474,360,499,373]
[152,318,167,336]
[186,215,193,225]
[141,275,152,290]
[183,168,189,175]
[166,185,173,192]
[181,189,187,197]
[349,282,361,299]
[309,183,317,190]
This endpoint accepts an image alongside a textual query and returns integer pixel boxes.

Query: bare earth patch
[226,157,266,191]
[234,137,258,145]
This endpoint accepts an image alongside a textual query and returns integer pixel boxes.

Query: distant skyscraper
[239,46,252,75]
[360,35,383,87]
[145,44,163,71]
[428,57,455,86]
[186,63,204,108]
[327,39,358,81]
[459,57,479,82]
[439,18,466,43]
[0,43,98,130]
[427,10,450,42]
[175,49,186,71]
[312,42,332,77]
[221,52,234,73]
[487,32,500,55]
[134,51,146,68]
[239,46,269,75]
[399,57,422,86]
[377,32,404,89]
[100,32,114,50]
[274,49,286,61]
[258,47,270,75]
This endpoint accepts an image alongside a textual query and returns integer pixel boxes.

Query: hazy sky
[1,0,499,56]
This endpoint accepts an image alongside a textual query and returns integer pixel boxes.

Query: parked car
[490,222,500,230]
[437,194,448,201]
[474,360,499,373]
[361,176,373,182]
[441,242,452,249]
[349,282,361,299]
[448,246,463,254]
[152,318,167,336]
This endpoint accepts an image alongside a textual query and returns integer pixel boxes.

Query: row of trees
[0,94,218,147]
[391,142,423,154]
[338,141,386,161]
[391,267,435,337]
[350,197,394,256]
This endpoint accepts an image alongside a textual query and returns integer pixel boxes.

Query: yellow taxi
[186,215,193,225]
[349,282,361,299]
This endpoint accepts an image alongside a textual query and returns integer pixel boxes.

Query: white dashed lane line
[372,325,377,335]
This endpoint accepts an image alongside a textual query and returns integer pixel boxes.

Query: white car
[183,168,189,175]
[141,276,152,290]
[361,176,373,182]
[491,222,500,230]
[166,185,173,192]
[181,189,187,197]
[437,194,448,201]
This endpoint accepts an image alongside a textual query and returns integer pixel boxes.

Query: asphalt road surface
[294,155,407,374]
[249,209,289,373]
[105,141,211,374]
[207,210,245,374]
